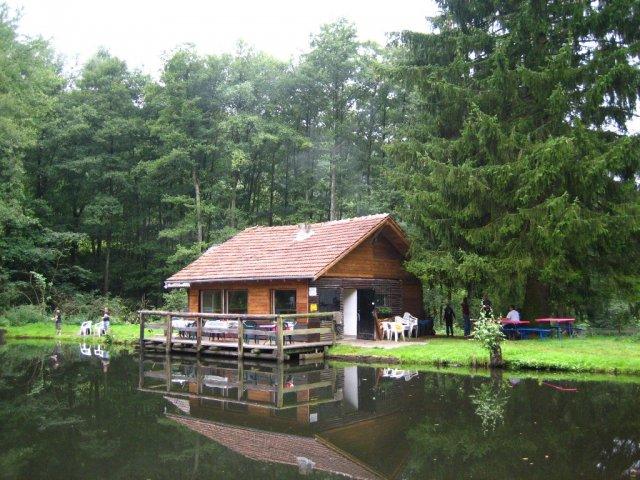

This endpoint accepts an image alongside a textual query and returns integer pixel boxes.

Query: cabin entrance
[356,289,376,340]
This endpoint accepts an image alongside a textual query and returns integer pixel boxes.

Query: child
[53,309,62,335]
[102,308,110,334]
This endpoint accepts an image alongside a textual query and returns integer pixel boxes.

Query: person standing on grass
[461,297,471,336]
[482,293,493,316]
[443,303,456,337]
[53,309,62,335]
[102,308,110,334]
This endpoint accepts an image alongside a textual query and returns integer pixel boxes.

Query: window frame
[200,289,224,313]
[272,289,297,315]
[226,289,248,314]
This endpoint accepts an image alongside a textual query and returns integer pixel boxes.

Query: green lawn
[3,322,141,343]
[329,336,640,375]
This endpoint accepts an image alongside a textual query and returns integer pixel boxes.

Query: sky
[8,0,438,75]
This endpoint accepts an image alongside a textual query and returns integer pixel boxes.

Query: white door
[343,289,357,336]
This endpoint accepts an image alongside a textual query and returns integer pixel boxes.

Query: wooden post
[138,350,144,389]
[276,364,284,408]
[196,317,202,354]
[139,312,145,346]
[276,316,284,363]
[332,312,338,344]
[237,318,244,359]
[165,315,172,354]
[164,354,171,392]
[237,359,244,401]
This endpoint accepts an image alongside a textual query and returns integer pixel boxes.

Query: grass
[3,322,141,343]
[4,322,639,375]
[329,336,640,375]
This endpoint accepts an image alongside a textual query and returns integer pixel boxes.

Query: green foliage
[472,309,506,356]
[54,292,134,324]
[391,0,640,321]
[470,381,509,433]
[161,289,188,312]
[0,304,49,326]
[0,1,637,333]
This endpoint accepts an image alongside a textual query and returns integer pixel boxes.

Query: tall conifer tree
[392,0,640,318]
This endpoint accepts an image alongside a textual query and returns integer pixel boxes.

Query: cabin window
[273,290,297,314]
[227,290,248,314]
[201,290,223,313]
[318,288,340,312]
[375,292,391,308]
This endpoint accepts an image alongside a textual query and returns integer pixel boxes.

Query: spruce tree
[391,0,640,319]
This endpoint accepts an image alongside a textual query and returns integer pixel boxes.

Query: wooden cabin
[165,214,423,340]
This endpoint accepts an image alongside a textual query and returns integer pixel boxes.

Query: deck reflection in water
[139,354,423,480]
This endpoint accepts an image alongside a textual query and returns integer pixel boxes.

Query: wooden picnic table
[535,318,577,337]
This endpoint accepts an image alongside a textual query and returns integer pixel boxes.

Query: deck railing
[137,310,340,361]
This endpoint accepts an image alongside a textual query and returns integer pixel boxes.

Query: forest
[1,0,639,327]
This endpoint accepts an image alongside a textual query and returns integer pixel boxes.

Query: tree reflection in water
[471,380,510,434]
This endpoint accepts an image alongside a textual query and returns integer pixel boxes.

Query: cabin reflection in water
[138,355,424,480]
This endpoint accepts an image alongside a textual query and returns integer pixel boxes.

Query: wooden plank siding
[188,281,309,316]
[323,233,414,281]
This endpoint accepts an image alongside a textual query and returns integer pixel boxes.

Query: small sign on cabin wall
[308,287,317,297]
[309,303,318,312]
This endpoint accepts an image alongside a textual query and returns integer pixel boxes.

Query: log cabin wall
[187,281,309,315]
[323,234,414,281]
[310,277,404,316]
[313,229,424,318]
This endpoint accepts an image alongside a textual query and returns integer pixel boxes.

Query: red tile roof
[168,414,382,480]
[166,214,403,285]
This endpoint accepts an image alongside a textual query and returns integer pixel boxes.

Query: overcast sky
[8,0,438,75]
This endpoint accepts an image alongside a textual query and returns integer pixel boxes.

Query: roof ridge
[241,213,390,231]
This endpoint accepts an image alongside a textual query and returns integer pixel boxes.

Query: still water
[0,342,639,480]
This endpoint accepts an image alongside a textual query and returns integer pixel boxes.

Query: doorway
[356,289,376,340]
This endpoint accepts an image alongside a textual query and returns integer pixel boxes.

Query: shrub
[472,307,505,368]
[54,292,135,324]
[0,305,49,326]
[161,289,188,312]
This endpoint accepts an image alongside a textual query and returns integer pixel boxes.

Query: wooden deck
[138,310,339,362]
[138,353,340,410]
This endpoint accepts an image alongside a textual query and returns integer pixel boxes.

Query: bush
[0,305,49,326]
[54,292,136,324]
[161,289,188,312]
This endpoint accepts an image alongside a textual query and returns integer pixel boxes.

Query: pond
[0,342,639,479]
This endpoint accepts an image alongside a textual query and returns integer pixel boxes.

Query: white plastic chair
[401,313,418,338]
[381,321,393,340]
[80,344,92,356]
[93,321,106,336]
[390,318,406,341]
[79,321,92,336]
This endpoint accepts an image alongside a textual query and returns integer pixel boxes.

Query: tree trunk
[229,174,238,229]
[103,236,111,294]
[192,167,203,248]
[268,154,275,226]
[329,152,337,221]
[522,275,550,320]
[489,346,504,368]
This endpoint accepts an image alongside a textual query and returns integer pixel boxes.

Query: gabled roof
[165,214,408,286]
[167,414,382,480]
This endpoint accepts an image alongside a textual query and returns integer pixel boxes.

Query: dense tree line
[0,1,638,323]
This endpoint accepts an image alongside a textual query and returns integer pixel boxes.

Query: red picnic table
[535,318,577,337]
[500,319,531,326]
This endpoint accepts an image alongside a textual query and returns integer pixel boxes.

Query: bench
[515,327,552,339]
